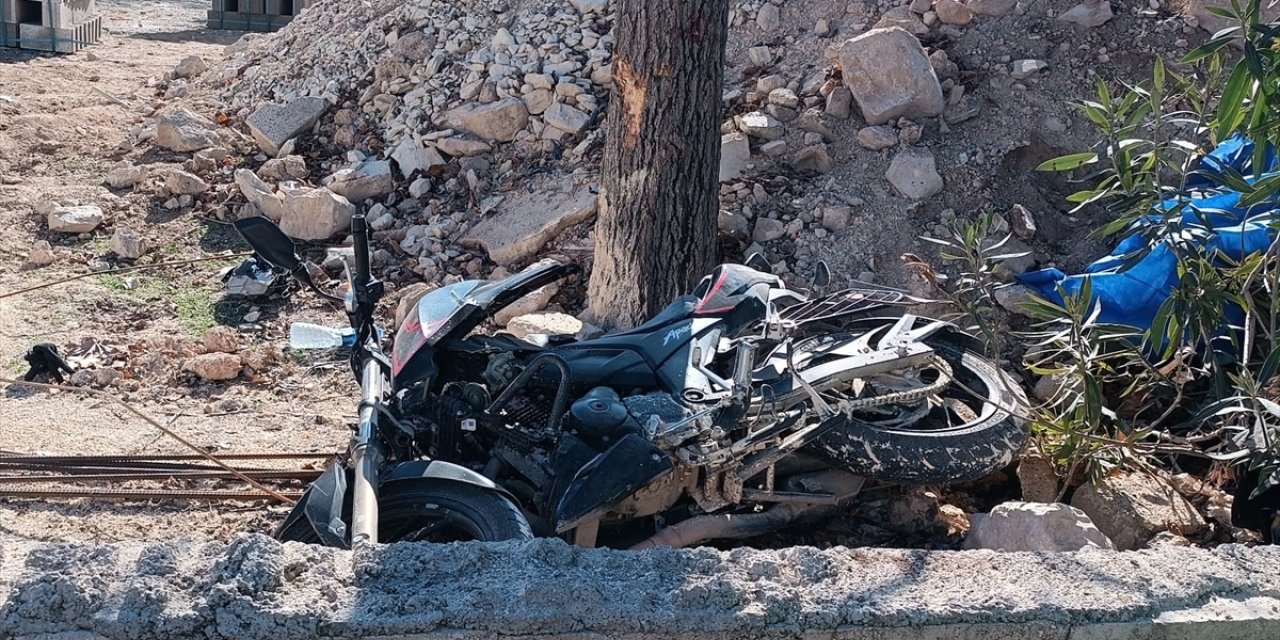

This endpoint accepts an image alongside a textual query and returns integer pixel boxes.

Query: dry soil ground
[0,0,355,543]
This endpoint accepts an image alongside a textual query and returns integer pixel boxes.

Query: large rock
[506,312,586,339]
[886,147,943,200]
[719,132,751,183]
[47,205,103,234]
[234,169,286,221]
[839,27,944,125]
[155,108,220,153]
[462,183,597,265]
[173,55,207,79]
[442,98,530,142]
[1072,473,1208,550]
[494,280,559,327]
[246,97,329,156]
[964,502,1115,552]
[324,160,395,203]
[110,227,147,259]
[278,187,357,240]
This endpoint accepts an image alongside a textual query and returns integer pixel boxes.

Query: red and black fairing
[391,262,580,388]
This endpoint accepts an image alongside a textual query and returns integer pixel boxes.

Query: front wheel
[277,482,533,544]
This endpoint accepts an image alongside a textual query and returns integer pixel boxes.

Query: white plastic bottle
[289,322,356,349]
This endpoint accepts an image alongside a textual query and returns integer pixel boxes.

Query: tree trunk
[585,0,730,329]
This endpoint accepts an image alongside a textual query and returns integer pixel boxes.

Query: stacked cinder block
[207,0,312,32]
[1,0,102,53]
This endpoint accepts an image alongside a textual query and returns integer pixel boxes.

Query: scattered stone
[506,312,586,340]
[442,98,530,142]
[824,87,852,119]
[768,88,800,110]
[390,140,447,178]
[736,111,784,140]
[1008,204,1037,240]
[395,283,434,329]
[173,55,207,79]
[571,0,608,14]
[1072,472,1207,550]
[757,3,781,32]
[494,277,559,326]
[857,126,899,150]
[47,205,103,234]
[523,88,555,115]
[110,227,147,259]
[760,140,788,156]
[910,0,933,13]
[203,326,239,354]
[234,169,286,221]
[964,502,1115,552]
[886,147,943,200]
[1011,59,1049,80]
[165,170,209,196]
[795,145,834,173]
[325,160,395,203]
[462,184,597,265]
[259,155,309,181]
[719,132,751,183]
[278,187,357,240]
[815,18,833,36]
[753,217,786,243]
[26,240,56,267]
[184,353,242,381]
[1058,0,1114,28]
[436,137,492,157]
[747,46,773,68]
[718,209,751,239]
[935,0,973,24]
[246,97,329,156]
[104,165,147,189]
[967,0,1018,16]
[874,6,930,35]
[822,207,850,231]
[543,101,590,134]
[840,27,944,125]
[1017,454,1060,503]
[154,107,220,153]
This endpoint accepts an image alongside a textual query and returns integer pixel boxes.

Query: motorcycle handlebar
[351,214,372,288]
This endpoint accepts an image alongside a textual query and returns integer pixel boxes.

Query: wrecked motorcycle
[234,215,1027,548]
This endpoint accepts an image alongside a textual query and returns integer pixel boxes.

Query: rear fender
[274,460,513,548]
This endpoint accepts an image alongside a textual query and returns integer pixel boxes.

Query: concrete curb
[2,535,1279,639]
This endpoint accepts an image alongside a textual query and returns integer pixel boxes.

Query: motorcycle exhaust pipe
[351,358,386,546]
[630,470,863,550]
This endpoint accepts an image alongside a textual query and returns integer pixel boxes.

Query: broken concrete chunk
[110,227,148,259]
[719,132,751,183]
[324,160,395,203]
[964,502,1115,552]
[442,98,530,142]
[48,205,103,234]
[886,147,943,199]
[155,107,221,153]
[234,169,286,221]
[246,96,329,156]
[840,27,944,125]
[462,184,597,265]
[279,187,357,241]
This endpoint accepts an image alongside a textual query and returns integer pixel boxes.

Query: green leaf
[1215,62,1253,142]
[1037,152,1099,172]
[1244,40,1267,81]
[1183,37,1234,63]
[1204,5,1239,19]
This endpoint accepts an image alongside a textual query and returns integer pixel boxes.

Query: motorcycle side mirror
[233,217,303,273]
[812,261,831,292]
[744,252,772,274]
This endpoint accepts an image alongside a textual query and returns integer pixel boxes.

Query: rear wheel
[804,331,1028,484]
[277,483,533,544]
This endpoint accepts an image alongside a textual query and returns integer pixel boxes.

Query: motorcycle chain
[830,354,954,416]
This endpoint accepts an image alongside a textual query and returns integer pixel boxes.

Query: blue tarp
[1017,134,1280,333]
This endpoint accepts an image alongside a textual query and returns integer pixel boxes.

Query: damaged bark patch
[615,58,647,149]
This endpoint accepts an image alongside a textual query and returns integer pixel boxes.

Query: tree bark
[585,0,730,329]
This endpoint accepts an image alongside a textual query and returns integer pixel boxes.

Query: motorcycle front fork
[351,357,386,545]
